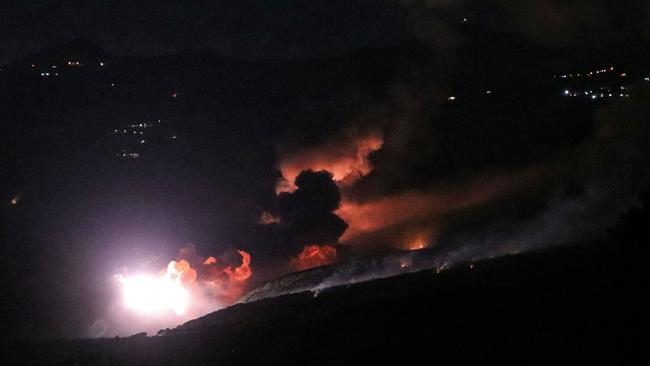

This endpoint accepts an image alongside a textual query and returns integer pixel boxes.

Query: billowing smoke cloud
[337,166,550,248]
[175,245,253,304]
[247,0,650,293]
[267,67,650,275]
[275,129,383,193]
[277,171,348,253]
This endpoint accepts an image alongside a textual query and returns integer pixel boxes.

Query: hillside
[4,242,640,364]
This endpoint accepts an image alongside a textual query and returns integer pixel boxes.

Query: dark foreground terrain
[3,243,643,365]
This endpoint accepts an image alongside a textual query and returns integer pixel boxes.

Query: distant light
[10,196,19,206]
[100,61,104,66]
[564,90,570,95]
[462,18,468,23]
[140,140,145,144]
[448,96,456,101]
[620,73,627,77]
[591,95,596,99]
[485,90,492,95]
[644,77,649,82]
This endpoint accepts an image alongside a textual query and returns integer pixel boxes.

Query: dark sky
[0,0,411,65]
[1,0,649,339]
[3,0,647,66]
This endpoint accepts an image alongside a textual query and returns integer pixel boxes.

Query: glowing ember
[291,244,337,270]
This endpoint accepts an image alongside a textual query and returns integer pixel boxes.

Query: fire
[276,131,383,193]
[117,248,253,316]
[116,271,190,316]
[291,244,337,270]
[407,239,427,251]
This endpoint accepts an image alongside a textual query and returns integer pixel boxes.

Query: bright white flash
[119,274,189,315]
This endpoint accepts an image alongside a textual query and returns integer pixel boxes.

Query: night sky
[1,0,649,339]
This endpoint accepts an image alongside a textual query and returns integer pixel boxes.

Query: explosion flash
[115,249,252,319]
[117,274,189,315]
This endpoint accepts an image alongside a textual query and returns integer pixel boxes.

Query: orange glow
[228,250,252,283]
[337,167,546,245]
[407,238,427,251]
[276,131,383,193]
[200,249,253,303]
[290,244,337,271]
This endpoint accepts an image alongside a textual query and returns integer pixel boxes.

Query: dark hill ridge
[5,39,111,71]
[4,243,639,364]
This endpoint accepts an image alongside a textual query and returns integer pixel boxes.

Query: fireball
[115,249,252,317]
[117,274,189,316]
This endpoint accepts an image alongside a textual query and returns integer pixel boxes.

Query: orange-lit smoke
[337,167,548,247]
[290,244,337,270]
[276,130,383,193]
[195,249,252,304]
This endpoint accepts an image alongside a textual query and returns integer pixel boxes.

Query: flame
[407,239,427,251]
[290,244,337,271]
[276,131,383,193]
